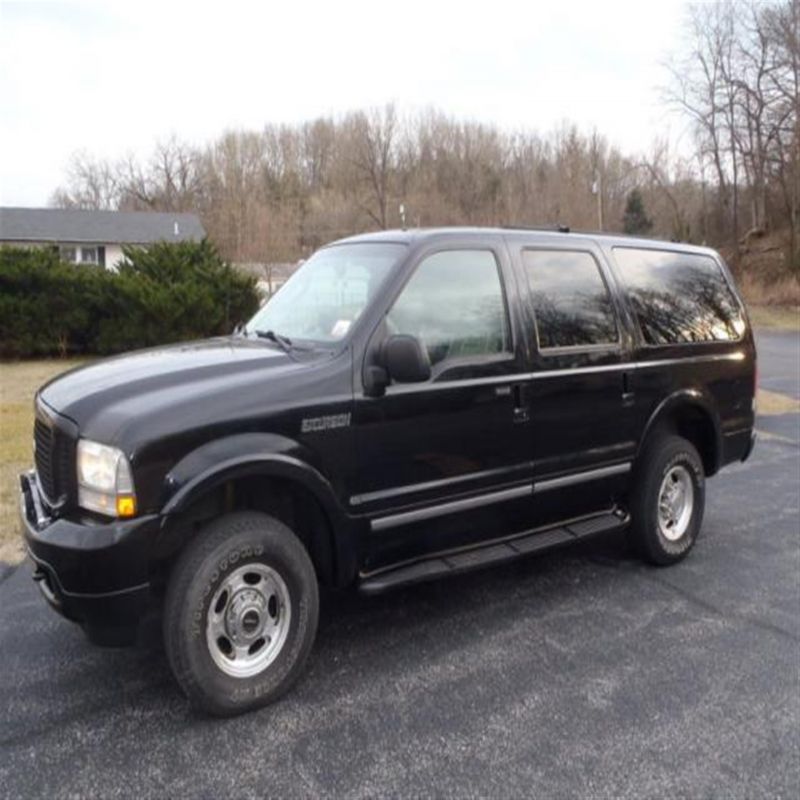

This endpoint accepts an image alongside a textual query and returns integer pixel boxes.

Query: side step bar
[358,508,629,595]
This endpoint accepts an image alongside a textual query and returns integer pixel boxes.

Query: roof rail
[500,223,570,234]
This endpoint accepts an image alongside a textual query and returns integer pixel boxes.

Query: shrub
[0,241,259,358]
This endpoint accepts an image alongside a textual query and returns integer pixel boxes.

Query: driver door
[351,243,535,570]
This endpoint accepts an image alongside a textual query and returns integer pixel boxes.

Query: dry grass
[0,360,87,563]
[757,389,800,415]
[740,271,800,305]
[728,226,800,330]
[748,304,800,330]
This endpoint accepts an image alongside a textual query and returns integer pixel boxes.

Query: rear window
[521,249,619,349]
[612,248,744,345]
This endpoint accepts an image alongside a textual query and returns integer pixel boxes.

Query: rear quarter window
[612,247,745,345]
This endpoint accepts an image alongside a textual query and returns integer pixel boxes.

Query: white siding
[2,240,141,270]
[104,244,125,270]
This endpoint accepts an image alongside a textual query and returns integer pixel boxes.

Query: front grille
[34,419,55,498]
[34,416,72,504]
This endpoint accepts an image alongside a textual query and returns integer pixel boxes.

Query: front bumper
[742,430,757,462]
[19,470,159,644]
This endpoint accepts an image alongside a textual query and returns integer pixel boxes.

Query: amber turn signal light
[116,495,137,517]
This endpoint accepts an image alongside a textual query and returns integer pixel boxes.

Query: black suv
[20,227,756,715]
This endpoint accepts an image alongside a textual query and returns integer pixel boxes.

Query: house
[0,207,206,269]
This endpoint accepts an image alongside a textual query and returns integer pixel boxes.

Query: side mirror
[383,334,431,383]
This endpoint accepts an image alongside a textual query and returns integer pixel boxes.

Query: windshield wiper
[254,329,294,354]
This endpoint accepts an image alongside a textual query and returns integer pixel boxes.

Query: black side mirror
[383,334,431,383]
[363,364,389,397]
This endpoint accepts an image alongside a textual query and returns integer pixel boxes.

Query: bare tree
[666,0,798,256]
[50,152,120,209]
[49,10,795,277]
[641,140,693,241]
[345,104,397,229]
[762,0,799,259]
[665,2,735,237]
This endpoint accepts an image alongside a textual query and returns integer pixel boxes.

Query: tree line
[52,0,798,273]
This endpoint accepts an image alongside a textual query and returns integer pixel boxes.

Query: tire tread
[630,434,705,566]
[163,511,318,716]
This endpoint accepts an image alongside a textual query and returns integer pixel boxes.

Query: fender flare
[159,433,356,583]
[637,388,723,475]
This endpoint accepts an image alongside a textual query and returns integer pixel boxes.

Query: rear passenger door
[510,240,637,508]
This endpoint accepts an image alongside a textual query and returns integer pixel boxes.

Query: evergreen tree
[623,189,653,235]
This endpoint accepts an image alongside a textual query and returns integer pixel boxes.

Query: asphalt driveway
[1,330,798,799]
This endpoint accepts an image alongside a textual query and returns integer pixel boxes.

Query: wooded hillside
[52,0,798,291]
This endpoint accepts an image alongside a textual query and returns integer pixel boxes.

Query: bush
[0,241,259,358]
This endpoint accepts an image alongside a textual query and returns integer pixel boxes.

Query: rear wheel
[163,511,319,716]
[629,434,705,565]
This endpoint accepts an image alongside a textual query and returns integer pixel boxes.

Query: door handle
[622,371,635,407]
[512,384,531,424]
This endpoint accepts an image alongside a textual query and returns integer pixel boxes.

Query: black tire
[629,434,706,566]
[163,511,319,716]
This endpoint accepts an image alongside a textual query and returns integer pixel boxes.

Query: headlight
[77,439,137,518]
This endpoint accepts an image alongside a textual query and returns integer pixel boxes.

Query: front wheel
[163,511,319,716]
[629,435,706,566]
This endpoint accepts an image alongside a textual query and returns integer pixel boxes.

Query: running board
[358,508,629,595]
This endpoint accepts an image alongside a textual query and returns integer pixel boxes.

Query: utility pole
[592,172,604,231]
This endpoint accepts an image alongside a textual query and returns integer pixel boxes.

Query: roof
[0,207,206,244]
[334,226,716,256]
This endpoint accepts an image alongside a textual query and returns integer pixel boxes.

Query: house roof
[0,207,206,244]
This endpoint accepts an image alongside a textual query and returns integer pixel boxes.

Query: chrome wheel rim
[206,563,291,678]
[657,465,694,542]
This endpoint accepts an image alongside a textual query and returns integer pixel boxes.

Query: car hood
[38,337,318,445]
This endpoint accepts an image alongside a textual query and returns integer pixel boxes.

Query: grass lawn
[0,359,87,563]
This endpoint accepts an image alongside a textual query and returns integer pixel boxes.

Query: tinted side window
[387,250,509,366]
[521,250,619,349]
[613,248,744,345]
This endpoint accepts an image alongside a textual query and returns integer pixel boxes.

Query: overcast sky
[0,0,692,206]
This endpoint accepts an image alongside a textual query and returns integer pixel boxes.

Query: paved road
[757,328,800,400]
[756,329,800,445]
[1,333,798,799]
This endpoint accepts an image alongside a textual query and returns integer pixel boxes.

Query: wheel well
[647,403,718,476]
[153,475,336,591]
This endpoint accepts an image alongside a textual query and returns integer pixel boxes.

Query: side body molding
[637,388,723,474]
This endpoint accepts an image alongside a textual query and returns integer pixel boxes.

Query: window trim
[611,245,746,348]
[520,246,622,355]
[59,245,78,263]
[428,350,517,382]
[80,246,99,265]
[383,246,515,375]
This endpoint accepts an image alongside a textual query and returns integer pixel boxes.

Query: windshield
[245,243,406,344]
